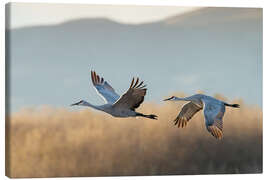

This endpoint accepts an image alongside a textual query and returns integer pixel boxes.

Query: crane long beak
[70,102,79,106]
[163,97,173,101]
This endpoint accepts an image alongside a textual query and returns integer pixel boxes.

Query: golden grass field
[6,94,262,177]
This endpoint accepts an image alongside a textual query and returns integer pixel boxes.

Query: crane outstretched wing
[113,78,147,110]
[174,102,203,128]
[203,101,225,140]
[91,71,120,104]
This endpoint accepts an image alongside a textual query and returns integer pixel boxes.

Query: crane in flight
[71,71,157,120]
[164,94,240,139]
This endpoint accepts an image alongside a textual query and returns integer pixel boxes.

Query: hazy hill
[7,7,262,112]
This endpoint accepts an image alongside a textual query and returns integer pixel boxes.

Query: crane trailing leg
[224,103,240,108]
[136,113,158,120]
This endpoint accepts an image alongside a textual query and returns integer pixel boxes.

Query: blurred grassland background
[6,93,262,178]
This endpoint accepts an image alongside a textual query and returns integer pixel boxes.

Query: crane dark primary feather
[134,78,139,87]
[113,77,147,110]
[129,78,135,88]
[207,126,223,139]
[174,102,203,128]
[90,71,120,104]
[91,71,116,92]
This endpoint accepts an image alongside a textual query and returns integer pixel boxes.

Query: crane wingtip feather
[208,126,223,140]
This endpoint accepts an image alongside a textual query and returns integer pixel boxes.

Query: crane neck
[174,97,191,101]
[81,101,101,110]
[174,96,202,106]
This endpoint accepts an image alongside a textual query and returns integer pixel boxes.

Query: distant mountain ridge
[165,7,261,25]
